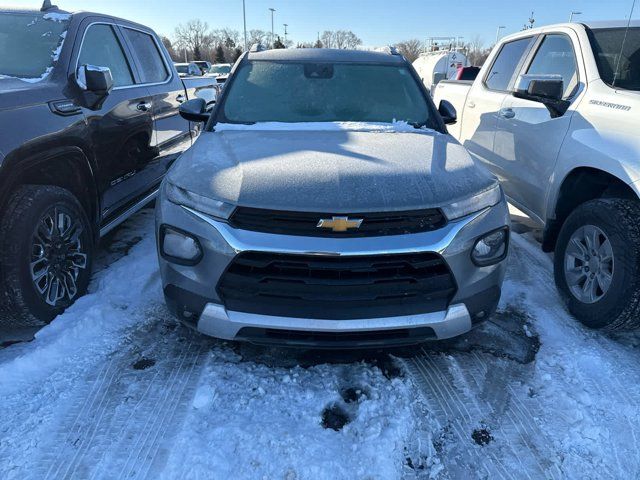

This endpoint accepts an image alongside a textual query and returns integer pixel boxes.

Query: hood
[167,126,497,213]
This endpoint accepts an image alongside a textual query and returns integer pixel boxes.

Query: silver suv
[155,47,510,348]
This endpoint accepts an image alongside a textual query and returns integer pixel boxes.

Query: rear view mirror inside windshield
[304,63,334,79]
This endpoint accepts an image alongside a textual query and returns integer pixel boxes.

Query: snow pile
[42,12,72,22]
[0,214,161,395]
[163,348,419,480]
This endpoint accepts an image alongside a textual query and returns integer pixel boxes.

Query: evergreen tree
[215,45,226,63]
[273,36,286,49]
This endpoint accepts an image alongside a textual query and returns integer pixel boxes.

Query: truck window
[526,34,578,98]
[0,12,69,80]
[588,27,640,91]
[485,37,534,91]
[78,24,134,87]
[123,28,169,84]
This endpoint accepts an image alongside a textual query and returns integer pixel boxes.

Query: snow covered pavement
[1,207,640,479]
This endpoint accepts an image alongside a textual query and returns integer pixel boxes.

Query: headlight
[441,184,502,221]
[471,227,509,266]
[160,225,203,265]
[164,181,235,220]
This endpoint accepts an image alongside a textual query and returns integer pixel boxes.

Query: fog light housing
[471,227,509,266]
[160,225,202,265]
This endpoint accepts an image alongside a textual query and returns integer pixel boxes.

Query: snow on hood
[214,121,440,133]
[167,126,497,213]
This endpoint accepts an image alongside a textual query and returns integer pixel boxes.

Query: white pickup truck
[434,21,640,331]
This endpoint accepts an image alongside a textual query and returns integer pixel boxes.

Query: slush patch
[321,403,351,431]
[132,357,156,370]
[340,386,368,404]
[471,428,493,446]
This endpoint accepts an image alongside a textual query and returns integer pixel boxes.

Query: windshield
[219,61,432,126]
[0,12,69,80]
[209,64,231,75]
[589,27,640,91]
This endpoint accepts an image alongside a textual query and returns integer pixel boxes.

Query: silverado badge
[317,216,364,232]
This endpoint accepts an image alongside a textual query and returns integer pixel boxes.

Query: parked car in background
[0,4,217,323]
[174,62,203,77]
[208,63,231,77]
[192,60,212,74]
[434,21,640,330]
[208,63,232,84]
[450,66,480,81]
[156,47,510,348]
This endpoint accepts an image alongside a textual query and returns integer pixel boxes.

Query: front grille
[217,252,456,320]
[228,207,446,237]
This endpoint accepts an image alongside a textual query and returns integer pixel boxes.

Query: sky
[5,0,639,47]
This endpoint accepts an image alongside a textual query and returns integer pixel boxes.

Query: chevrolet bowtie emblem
[316,216,364,232]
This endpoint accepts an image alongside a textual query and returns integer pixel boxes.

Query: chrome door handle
[499,108,515,119]
[136,101,152,112]
[467,101,476,109]
[176,94,186,104]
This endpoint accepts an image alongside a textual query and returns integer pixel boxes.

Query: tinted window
[78,24,133,86]
[485,37,534,91]
[589,27,640,91]
[527,34,578,98]
[221,62,432,126]
[123,28,169,84]
[0,12,69,79]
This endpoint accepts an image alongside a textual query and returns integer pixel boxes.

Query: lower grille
[236,327,437,348]
[217,252,457,320]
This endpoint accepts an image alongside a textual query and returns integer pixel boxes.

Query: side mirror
[75,64,113,110]
[513,74,570,118]
[179,98,209,122]
[438,100,457,125]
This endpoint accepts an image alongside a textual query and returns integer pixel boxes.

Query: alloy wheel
[29,207,88,307]
[564,224,614,304]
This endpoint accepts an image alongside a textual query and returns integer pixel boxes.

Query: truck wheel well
[6,154,98,232]
[543,167,636,252]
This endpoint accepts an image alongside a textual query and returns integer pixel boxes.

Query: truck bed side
[432,80,473,140]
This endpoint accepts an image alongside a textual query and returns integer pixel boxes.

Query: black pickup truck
[0,4,217,322]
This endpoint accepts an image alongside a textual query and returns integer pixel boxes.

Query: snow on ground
[1,207,640,479]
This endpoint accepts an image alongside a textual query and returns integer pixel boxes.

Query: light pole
[569,11,582,22]
[269,8,276,47]
[283,23,288,44]
[495,26,506,43]
[242,0,248,51]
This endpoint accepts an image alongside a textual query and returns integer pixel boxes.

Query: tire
[0,185,94,323]
[554,198,640,330]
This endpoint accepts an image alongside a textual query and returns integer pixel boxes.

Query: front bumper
[156,195,509,347]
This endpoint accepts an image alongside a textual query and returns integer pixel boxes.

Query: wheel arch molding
[0,146,101,238]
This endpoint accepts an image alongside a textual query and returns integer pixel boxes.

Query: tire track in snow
[36,314,210,480]
[510,234,640,478]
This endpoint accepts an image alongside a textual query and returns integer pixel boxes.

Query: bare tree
[395,39,423,62]
[320,31,334,49]
[160,35,179,61]
[248,29,268,46]
[174,20,213,60]
[464,35,491,66]
[320,30,362,49]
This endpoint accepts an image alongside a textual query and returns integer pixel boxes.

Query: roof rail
[375,45,401,56]
[250,43,266,53]
[41,0,59,11]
